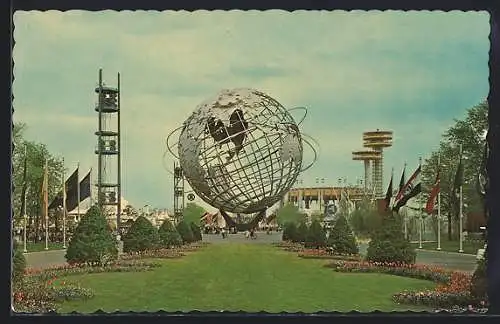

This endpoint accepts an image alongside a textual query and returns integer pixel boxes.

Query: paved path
[24,233,477,273]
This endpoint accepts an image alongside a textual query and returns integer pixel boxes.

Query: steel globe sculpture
[166,88,317,223]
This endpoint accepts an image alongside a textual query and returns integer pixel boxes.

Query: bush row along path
[24,232,477,272]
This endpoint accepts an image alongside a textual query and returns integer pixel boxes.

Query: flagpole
[459,144,464,253]
[62,158,67,249]
[44,159,49,251]
[89,167,94,206]
[23,184,28,253]
[418,157,423,249]
[437,152,442,250]
[77,162,80,224]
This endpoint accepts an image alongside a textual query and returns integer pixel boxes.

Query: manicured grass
[410,238,484,255]
[25,242,65,252]
[57,244,434,313]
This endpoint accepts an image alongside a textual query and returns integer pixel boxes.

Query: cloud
[12,10,489,209]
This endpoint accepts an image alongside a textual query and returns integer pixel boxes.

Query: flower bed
[275,241,304,252]
[298,249,361,261]
[180,242,209,252]
[326,260,485,309]
[120,248,186,261]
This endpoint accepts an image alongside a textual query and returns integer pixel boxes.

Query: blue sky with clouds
[13,10,489,212]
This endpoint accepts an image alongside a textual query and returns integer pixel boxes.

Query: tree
[276,204,307,225]
[282,222,298,242]
[12,240,26,285]
[296,221,308,243]
[158,220,183,248]
[176,220,195,244]
[182,203,206,226]
[190,222,202,242]
[123,204,139,219]
[122,216,159,253]
[350,197,382,237]
[304,219,326,249]
[65,206,118,265]
[327,215,359,255]
[366,213,416,264]
[421,101,488,240]
[12,123,65,242]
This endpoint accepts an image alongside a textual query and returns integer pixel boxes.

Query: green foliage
[366,213,416,265]
[282,222,298,242]
[182,203,206,226]
[304,219,326,249]
[12,240,26,285]
[276,204,307,225]
[190,222,203,242]
[470,254,488,301]
[327,215,359,255]
[176,220,195,244]
[123,216,159,253]
[158,220,183,248]
[350,199,382,237]
[296,221,308,243]
[65,206,118,266]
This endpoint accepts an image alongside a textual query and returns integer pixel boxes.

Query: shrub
[158,220,183,248]
[282,222,298,242]
[12,240,26,285]
[65,205,118,266]
[296,221,308,243]
[365,213,416,264]
[327,215,359,255]
[304,219,326,249]
[123,216,160,253]
[190,222,203,242]
[470,256,488,301]
[176,220,195,244]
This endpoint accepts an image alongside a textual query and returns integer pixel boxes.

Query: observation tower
[351,150,382,193]
[362,130,393,199]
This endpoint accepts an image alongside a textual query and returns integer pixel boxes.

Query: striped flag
[425,170,440,214]
[393,163,422,213]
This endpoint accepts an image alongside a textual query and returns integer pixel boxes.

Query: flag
[425,170,440,214]
[452,150,464,216]
[79,170,91,201]
[19,144,28,217]
[48,167,78,210]
[41,159,49,219]
[393,164,422,213]
[398,164,406,196]
[476,142,488,200]
[384,173,393,212]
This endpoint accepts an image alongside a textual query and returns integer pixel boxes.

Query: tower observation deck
[361,130,393,199]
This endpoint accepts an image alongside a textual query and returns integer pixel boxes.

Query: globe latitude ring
[187,193,196,201]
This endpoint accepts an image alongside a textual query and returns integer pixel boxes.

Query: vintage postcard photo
[11,10,490,313]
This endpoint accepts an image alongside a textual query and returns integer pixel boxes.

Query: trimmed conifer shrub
[304,219,326,249]
[296,221,308,243]
[12,240,26,285]
[366,213,416,264]
[282,222,298,242]
[176,220,195,244]
[190,222,202,242]
[326,215,359,255]
[470,252,488,301]
[158,220,183,248]
[65,205,118,266]
[123,216,159,253]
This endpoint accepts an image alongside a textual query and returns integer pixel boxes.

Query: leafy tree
[65,206,118,265]
[282,222,298,242]
[190,222,203,242]
[350,197,382,237]
[176,220,195,244]
[421,101,488,240]
[366,213,416,264]
[158,220,183,248]
[12,240,26,285]
[304,219,326,249]
[123,216,159,253]
[327,214,359,255]
[123,204,140,219]
[182,203,206,226]
[296,221,308,243]
[276,204,307,225]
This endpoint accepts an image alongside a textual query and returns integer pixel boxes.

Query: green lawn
[25,242,65,252]
[410,238,484,255]
[57,244,435,313]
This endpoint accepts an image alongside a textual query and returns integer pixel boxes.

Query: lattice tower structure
[362,130,393,199]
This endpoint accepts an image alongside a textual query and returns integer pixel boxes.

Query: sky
[12,10,489,213]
